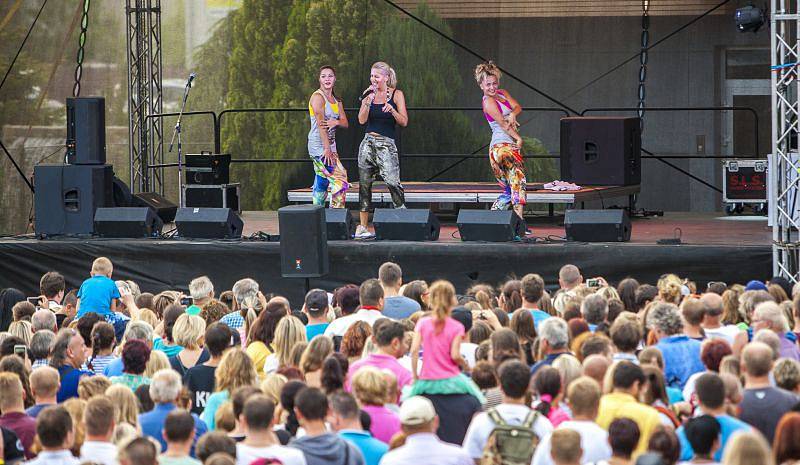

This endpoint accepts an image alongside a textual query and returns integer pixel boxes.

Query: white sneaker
[354,225,374,239]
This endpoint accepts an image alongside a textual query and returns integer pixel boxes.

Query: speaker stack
[279,205,329,277]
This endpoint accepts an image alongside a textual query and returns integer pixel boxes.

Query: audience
[79,396,118,465]
[328,391,387,465]
[289,387,363,465]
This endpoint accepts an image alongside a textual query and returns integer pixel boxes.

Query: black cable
[0,0,48,92]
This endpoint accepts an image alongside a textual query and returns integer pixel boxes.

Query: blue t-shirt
[25,404,54,419]
[382,296,421,320]
[677,414,751,462]
[530,309,552,331]
[56,365,94,403]
[339,430,388,465]
[103,357,124,377]
[306,323,330,341]
[140,403,208,457]
[76,275,120,317]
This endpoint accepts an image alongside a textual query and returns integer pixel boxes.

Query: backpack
[480,408,540,465]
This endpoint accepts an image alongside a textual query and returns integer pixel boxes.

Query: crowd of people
[0,256,799,465]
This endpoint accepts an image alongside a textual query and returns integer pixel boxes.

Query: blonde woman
[352,366,401,444]
[78,375,111,400]
[143,349,170,379]
[721,431,774,465]
[355,61,409,238]
[169,314,207,377]
[201,348,257,429]
[260,373,287,405]
[106,384,141,429]
[63,398,87,456]
[263,316,307,374]
[299,335,334,388]
[657,274,684,305]
[8,320,32,346]
[475,61,526,218]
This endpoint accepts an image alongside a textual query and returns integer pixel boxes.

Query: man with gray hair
[745,302,800,360]
[220,278,262,331]
[188,276,215,316]
[30,330,55,370]
[581,294,608,332]
[102,320,154,377]
[648,303,703,389]
[31,310,57,333]
[554,264,582,315]
[139,369,207,456]
[531,318,570,376]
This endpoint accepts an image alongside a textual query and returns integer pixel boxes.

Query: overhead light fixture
[735,5,766,33]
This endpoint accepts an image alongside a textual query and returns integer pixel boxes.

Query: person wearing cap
[378,396,472,465]
[745,280,768,292]
[304,289,331,341]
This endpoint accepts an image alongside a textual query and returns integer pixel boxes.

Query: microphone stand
[169,75,194,207]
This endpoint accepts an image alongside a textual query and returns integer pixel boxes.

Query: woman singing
[476,62,526,218]
[355,61,409,239]
[308,65,349,208]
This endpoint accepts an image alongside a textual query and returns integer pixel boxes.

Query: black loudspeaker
[112,177,133,207]
[374,208,440,241]
[456,210,526,242]
[132,192,178,223]
[34,164,114,237]
[175,208,243,239]
[560,117,641,186]
[325,208,354,240]
[564,209,631,242]
[94,207,163,238]
[66,97,106,165]
[279,205,329,277]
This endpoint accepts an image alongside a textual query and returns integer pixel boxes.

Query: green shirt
[110,373,150,391]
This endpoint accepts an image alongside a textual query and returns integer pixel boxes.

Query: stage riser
[0,240,771,305]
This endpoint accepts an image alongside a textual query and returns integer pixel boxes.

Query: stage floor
[0,211,771,304]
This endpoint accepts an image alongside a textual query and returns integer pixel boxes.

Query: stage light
[735,5,766,33]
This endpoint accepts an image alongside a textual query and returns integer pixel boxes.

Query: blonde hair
[260,373,288,405]
[274,316,307,369]
[596,286,620,302]
[144,350,170,378]
[92,257,113,276]
[216,347,257,393]
[474,61,501,84]
[63,398,87,455]
[721,431,774,465]
[552,354,582,395]
[78,375,112,400]
[352,366,389,406]
[215,401,236,432]
[105,384,140,427]
[8,320,32,346]
[657,274,683,304]
[173,314,206,349]
[138,309,159,329]
[372,61,397,88]
[0,372,22,409]
[428,280,456,329]
[300,335,334,375]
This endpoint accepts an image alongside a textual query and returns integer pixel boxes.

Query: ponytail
[371,61,397,88]
[428,280,456,333]
[532,366,561,418]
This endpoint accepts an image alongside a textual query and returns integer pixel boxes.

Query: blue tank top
[365,90,397,140]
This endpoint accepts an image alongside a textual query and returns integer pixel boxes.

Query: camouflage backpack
[480,408,541,465]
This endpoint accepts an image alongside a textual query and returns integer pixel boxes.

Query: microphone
[187,73,196,88]
[358,86,375,102]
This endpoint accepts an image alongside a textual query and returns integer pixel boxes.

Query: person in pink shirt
[346,320,412,397]
[407,280,485,403]
[532,366,571,427]
[352,366,401,443]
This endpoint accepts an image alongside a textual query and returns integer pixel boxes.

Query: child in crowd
[76,257,120,318]
[407,280,485,403]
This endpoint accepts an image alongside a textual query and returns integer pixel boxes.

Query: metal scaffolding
[772,0,800,280]
[125,0,163,194]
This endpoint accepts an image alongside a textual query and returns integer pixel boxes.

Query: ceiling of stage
[393,0,738,18]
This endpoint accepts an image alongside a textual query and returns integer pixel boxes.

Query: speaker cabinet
[325,209,354,240]
[175,208,243,239]
[564,209,631,242]
[373,209,440,241]
[66,97,106,165]
[456,210,526,242]
[132,192,178,223]
[34,164,114,237]
[560,117,641,186]
[279,205,329,278]
[94,207,163,238]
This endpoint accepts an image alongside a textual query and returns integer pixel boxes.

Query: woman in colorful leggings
[355,61,409,239]
[475,61,526,219]
[308,65,349,208]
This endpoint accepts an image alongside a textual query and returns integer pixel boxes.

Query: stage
[0,211,771,304]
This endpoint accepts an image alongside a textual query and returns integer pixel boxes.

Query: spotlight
[735,5,766,33]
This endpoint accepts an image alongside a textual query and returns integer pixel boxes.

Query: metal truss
[125,0,163,194]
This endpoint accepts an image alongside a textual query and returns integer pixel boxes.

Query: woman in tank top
[354,61,409,239]
[475,61,527,219]
[308,65,349,208]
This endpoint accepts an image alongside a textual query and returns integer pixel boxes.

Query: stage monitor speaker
[279,205,329,277]
[456,209,526,242]
[560,116,641,186]
[325,208,354,240]
[564,209,631,242]
[175,208,243,239]
[34,164,114,237]
[94,207,163,238]
[66,97,106,165]
[373,208,440,241]
[132,192,178,223]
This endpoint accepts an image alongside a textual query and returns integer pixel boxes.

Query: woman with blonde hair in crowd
[144,349,170,379]
[721,288,745,327]
[475,61,526,218]
[78,375,111,400]
[63,398,87,456]
[355,61,409,238]
[169,314,208,377]
[106,384,141,429]
[260,373,288,405]
[8,320,32,347]
[300,335,335,388]
[352,366,401,444]
[201,347,257,429]
[263,315,307,374]
[722,431,774,465]
[657,274,684,305]
[137,308,160,329]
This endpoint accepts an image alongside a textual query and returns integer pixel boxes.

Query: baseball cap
[745,280,768,292]
[304,289,329,313]
[399,396,436,425]
[451,306,473,332]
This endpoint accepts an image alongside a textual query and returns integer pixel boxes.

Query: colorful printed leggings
[489,143,527,210]
[310,151,349,208]
[358,133,405,212]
